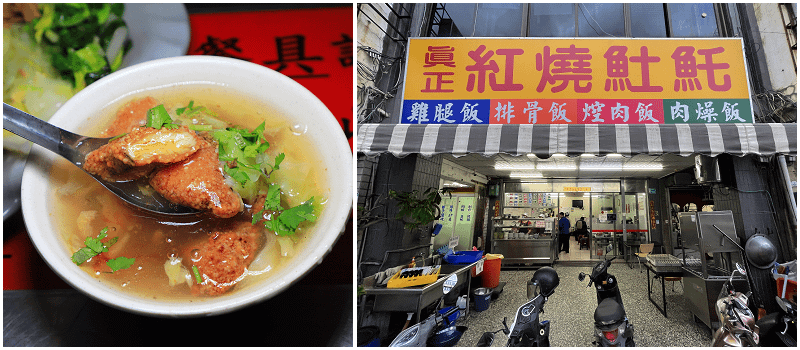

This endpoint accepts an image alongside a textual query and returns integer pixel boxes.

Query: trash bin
[481,254,503,288]
[473,287,493,312]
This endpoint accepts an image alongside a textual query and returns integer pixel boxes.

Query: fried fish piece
[189,223,263,296]
[149,138,244,218]
[83,125,202,181]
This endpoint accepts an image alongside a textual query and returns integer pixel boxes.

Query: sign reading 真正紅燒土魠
[400,38,753,125]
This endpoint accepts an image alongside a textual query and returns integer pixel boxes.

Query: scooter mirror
[442,274,458,295]
[606,244,613,253]
[579,272,586,282]
[735,262,747,276]
[527,280,539,300]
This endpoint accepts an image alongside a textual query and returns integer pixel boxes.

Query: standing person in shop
[558,212,571,254]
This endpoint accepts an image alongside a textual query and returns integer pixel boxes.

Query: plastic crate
[444,250,484,265]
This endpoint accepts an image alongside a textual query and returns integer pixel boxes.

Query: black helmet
[744,234,778,269]
[529,267,560,298]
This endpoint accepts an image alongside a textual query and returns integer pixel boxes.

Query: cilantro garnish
[251,184,283,224]
[212,122,285,201]
[176,100,217,119]
[264,197,317,236]
[145,104,179,129]
[71,227,134,272]
[71,227,115,265]
[106,256,135,272]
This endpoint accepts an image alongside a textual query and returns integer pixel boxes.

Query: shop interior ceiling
[442,153,696,180]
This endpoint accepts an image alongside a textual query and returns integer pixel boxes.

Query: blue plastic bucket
[473,287,492,312]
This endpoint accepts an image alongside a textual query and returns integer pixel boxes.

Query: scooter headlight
[389,324,419,347]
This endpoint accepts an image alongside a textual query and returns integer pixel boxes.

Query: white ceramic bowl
[20,56,353,317]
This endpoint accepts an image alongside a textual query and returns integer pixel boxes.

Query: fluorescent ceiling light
[510,173,543,178]
[537,164,577,170]
[624,164,663,170]
[580,154,595,157]
[580,164,663,171]
[580,165,622,171]
[495,164,536,170]
[607,153,624,157]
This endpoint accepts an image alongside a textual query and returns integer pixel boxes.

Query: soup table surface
[3,4,354,346]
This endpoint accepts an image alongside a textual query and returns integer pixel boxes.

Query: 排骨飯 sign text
[401,38,753,125]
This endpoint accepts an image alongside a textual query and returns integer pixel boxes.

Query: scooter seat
[594,298,626,328]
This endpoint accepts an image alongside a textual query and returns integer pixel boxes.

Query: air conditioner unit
[694,155,721,183]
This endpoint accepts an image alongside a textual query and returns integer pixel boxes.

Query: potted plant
[388,187,447,231]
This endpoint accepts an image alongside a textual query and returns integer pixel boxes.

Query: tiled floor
[556,236,591,261]
[453,263,714,347]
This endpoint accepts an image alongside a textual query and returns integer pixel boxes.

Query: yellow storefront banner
[401,38,753,124]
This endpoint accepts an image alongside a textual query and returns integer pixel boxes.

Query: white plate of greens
[3,3,190,220]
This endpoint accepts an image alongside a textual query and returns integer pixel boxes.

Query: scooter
[476,266,560,347]
[578,244,635,347]
[711,263,759,347]
[389,274,468,347]
[711,231,797,347]
[756,295,796,347]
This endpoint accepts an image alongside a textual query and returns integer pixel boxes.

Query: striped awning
[357,123,796,158]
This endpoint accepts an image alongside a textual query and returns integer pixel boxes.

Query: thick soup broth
[50,85,327,300]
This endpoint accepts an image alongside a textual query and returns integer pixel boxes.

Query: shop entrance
[493,180,652,264]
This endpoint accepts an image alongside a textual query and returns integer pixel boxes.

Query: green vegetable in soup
[71,227,134,272]
[145,104,178,129]
[71,227,114,265]
[192,265,203,284]
[106,256,135,272]
[26,3,131,90]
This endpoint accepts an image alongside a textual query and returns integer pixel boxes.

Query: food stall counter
[492,234,557,266]
[360,259,484,323]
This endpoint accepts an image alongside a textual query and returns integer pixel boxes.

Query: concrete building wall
[753,4,797,98]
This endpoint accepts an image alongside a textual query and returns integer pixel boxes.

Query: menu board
[505,192,555,207]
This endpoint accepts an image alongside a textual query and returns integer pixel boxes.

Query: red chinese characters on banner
[603,46,662,92]
[465,45,525,93]
[536,44,593,93]
[671,46,731,92]
[187,7,353,148]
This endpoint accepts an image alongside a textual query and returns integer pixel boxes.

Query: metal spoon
[3,103,200,216]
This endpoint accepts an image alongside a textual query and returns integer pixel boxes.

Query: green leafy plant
[388,187,446,230]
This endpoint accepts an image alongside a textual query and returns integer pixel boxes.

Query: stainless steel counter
[360,259,484,323]
[683,266,749,332]
[492,234,557,265]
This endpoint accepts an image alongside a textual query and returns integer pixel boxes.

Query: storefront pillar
[712,154,795,314]
[358,153,443,279]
